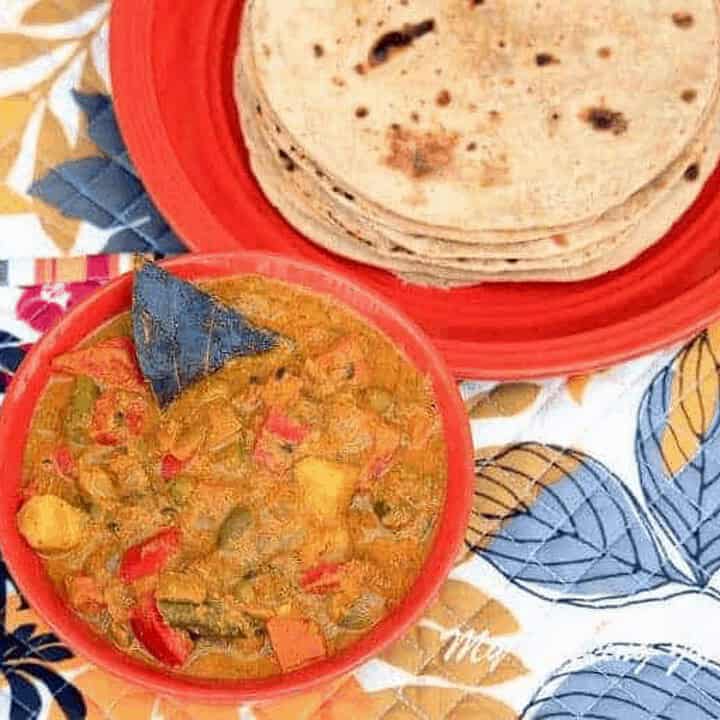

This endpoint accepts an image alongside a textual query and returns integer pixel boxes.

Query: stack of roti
[235,0,720,286]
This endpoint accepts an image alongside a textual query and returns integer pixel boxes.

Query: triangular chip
[132,263,277,408]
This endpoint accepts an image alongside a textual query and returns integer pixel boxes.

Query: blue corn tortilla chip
[133,263,278,408]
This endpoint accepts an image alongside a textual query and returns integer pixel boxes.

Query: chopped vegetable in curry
[18,273,447,679]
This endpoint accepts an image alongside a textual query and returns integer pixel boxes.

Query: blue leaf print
[14,663,86,720]
[5,671,41,720]
[29,92,185,256]
[468,444,690,606]
[636,331,720,585]
[523,643,720,719]
[72,92,133,174]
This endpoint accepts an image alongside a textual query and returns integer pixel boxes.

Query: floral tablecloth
[3,2,720,719]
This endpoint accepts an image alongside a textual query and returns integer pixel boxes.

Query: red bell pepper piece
[130,594,192,668]
[160,454,184,480]
[52,337,144,391]
[119,527,182,583]
[267,617,326,672]
[264,408,310,444]
[53,446,76,477]
[300,563,344,594]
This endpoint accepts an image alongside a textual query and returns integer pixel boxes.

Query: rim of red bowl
[0,251,474,703]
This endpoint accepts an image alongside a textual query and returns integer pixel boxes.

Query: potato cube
[17,494,87,553]
[295,457,357,521]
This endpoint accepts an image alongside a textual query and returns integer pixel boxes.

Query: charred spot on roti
[411,112,420,123]
[255,103,262,116]
[684,163,700,181]
[597,47,612,59]
[277,149,296,172]
[682,89,698,103]
[368,19,436,67]
[385,124,459,179]
[436,90,452,107]
[582,107,629,135]
[547,111,562,137]
[354,63,366,75]
[355,106,369,118]
[535,53,559,67]
[332,76,346,87]
[672,11,695,28]
[553,234,568,247]
[313,44,324,58]
[466,142,477,152]
[489,110,502,122]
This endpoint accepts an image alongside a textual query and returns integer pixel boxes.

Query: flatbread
[241,66,717,268]
[240,70,720,284]
[247,0,719,233]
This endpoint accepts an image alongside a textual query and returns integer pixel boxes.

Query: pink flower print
[17,281,104,334]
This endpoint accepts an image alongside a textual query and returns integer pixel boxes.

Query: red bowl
[0,252,474,703]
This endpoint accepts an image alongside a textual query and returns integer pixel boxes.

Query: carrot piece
[119,527,182,583]
[130,594,193,667]
[52,337,144,391]
[267,617,326,672]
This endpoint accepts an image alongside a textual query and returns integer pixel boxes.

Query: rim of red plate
[110,0,720,379]
[0,252,473,703]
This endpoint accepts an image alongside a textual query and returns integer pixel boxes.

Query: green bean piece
[169,476,194,505]
[64,376,99,443]
[157,601,249,639]
[217,506,252,549]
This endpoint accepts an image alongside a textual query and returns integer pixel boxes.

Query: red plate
[110,0,720,380]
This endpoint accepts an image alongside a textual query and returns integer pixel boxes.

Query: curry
[18,272,447,679]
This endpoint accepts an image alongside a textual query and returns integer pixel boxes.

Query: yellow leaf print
[0,184,32,214]
[79,52,107,94]
[400,687,517,720]
[0,34,57,68]
[23,0,103,25]
[468,444,577,549]
[661,331,720,476]
[467,383,541,419]
[0,96,34,141]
